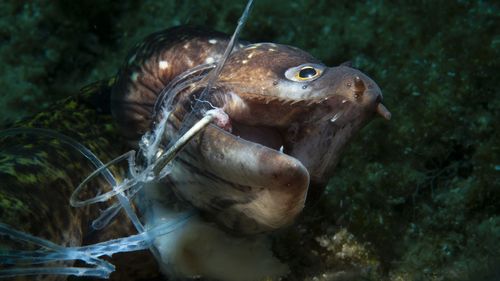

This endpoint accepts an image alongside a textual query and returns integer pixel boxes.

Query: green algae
[0,0,498,280]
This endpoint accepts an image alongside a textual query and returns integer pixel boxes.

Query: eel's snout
[351,75,391,121]
[328,66,391,121]
[355,72,391,121]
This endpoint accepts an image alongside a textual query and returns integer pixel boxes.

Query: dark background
[0,1,498,280]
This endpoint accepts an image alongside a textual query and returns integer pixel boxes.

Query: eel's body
[0,83,160,281]
[0,26,389,280]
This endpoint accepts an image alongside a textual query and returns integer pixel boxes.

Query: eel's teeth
[306,99,317,106]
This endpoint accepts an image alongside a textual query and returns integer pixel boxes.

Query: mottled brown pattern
[0,81,158,281]
[112,26,244,141]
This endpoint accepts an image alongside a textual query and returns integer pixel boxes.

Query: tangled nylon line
[0,0,254,278]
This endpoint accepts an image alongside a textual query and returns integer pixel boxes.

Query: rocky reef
[1,1,498,280]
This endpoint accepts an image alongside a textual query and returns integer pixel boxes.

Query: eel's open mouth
[213,109,340,188]
[231,121,285,152]
[207,89,391,205]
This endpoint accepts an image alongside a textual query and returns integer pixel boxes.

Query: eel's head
[169,43,391,234]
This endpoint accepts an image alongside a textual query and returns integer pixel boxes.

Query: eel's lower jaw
[195,124,309,234]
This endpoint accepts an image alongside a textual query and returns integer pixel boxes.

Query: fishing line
[0,128,143,232]
[152,63,216,118]
[0,212,191,278]
[0,89,229,279]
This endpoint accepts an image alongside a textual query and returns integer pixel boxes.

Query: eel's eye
[297,67,318,79]
[285,64,324,82]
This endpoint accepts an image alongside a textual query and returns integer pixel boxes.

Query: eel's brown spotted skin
[0,81,160,281]
[111,26,240,142]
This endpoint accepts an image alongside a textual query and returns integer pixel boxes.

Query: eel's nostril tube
[376,103,392,120]
[353,76,366,97]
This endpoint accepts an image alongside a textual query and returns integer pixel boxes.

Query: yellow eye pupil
[297,67,318,79]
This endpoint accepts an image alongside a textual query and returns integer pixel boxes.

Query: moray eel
[112,26,390,234]
[0,25,389,280]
